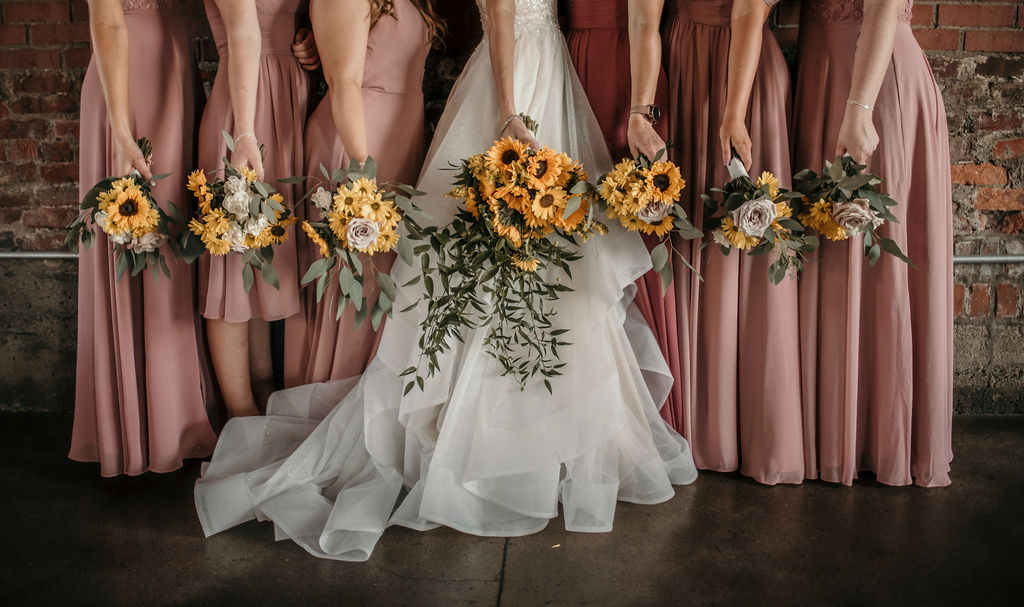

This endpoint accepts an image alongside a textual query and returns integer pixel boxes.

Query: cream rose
[832,199,877,236]
[109,230,131,246]
[733,197,777,238]
[637,201,672,225]
[223,190,250,219]
[712,229,732,248]
[346,218,381,250]
[223,223,247,252]
[245,216,270,237]
[224,175,247,196]
[129,231,166,253]
[311,187,333,212]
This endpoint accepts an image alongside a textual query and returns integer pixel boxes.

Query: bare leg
[207,318,260,418]
[249,318,275,413]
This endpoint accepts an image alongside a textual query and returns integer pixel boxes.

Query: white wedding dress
[194,0,697,561]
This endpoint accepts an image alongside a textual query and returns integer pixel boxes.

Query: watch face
[651,105,662,122]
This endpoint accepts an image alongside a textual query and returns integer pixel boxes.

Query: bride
[195,0,697,561]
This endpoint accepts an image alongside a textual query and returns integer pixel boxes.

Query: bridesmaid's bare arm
[626,0,666,160]
[835,0,904,164]
[87,0,152,179]
[214,0,265,179]
[486,0,538,147]
[311,0,371,164]
[720,0,772,169]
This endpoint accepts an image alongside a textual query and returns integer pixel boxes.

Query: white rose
[346,218,381,250]
[94,210,109,230]
[109,230,131,246]
[311,187,333,212]
[223,190,251,219]
[636,201,672,225]
[129,231,166,253]
[223,223,247,252]
[712,229,732,248]
[224,175,247,196]
[245,216,269,236]
[733,197,777,238]
[832,198,877,236]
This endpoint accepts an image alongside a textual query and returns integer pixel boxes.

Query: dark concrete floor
[1,414,1022,607]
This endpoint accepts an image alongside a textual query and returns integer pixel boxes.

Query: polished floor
[1,413,1021,606]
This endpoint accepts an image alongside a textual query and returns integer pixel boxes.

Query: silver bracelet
[498,115,518,137]
[234,132,257,144]
[846,99,873,111]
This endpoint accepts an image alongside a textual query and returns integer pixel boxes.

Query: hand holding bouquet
[702,158,819,284]
[290,158,428,330]
[66,137,178,282]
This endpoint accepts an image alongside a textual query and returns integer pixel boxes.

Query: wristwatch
[629,104,661,125]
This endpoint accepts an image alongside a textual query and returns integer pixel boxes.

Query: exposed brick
[3,139,38,162]
[965,31,1024,53]
[975,189,1024,211]
[914,28,961,51]
[976,56,1024,78]
[16,71,73,94]
[954,283,966,318]
[61,46,91,70]
[54,120,79,138]
[0,49,60,70]
[15,231,65,252]
[0,163,38,185]
[21,207,75,229]
[9,96,79,116]
[970,284,992,318]
[993,138,1024,161]
[911,3,936,27]
[938,4,1016,28]
[996,284,1019,318]
[0,119,49,140]
[39,142,75,163]
[0,24,27,46]
[999,213,1024,235]
[951,164,1008,186]
[40,163,78,184]
[70,0,89,22]
[3,2,69,24]
[976,111,1024,132]
[0,207,22,225]
[29,23,90,46]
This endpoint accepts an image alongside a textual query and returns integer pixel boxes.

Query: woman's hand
[292,27,321,71]
[719,116,752,169]
[628,114,666,161]
[113,134,153,180]
[231,134,265,181]
[835,105,879,165]
[501,116,540,149]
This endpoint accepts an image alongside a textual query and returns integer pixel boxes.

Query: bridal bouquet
[701,158,819,284]
[290,158,428,330]
[597,152,703,291]
[792,155,911,266]
[179,138,297,292]
[403,137,603,393]
[65,137,178,282]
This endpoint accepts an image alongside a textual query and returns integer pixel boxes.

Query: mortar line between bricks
[496,537,509,607]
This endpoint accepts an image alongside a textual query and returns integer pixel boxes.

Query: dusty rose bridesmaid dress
[662,0,805,484]
[70,0,217,476]
[791,0,953,487]
[564,0,684,428]
[284,0,430,385]
[197,0,309,323]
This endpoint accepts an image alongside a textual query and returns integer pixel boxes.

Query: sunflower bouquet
[65,138,179,282]
[288,158,428,330]
[596,151,702,291]
[179,138,296,292]
[792,155,911,266]
[402,136,603,393]
[701,158,819,284]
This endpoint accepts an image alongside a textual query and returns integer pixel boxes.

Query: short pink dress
[284,0,430,386]
[196,0,309,323]
[791,0,954,487]
[662,0,806,484]
[70,0,216,476]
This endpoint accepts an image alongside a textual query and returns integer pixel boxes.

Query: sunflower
[486,137,530,175]
[328,210,350,241]
[269,192,284,204]
[332,184,361,216]
[557,196,589,232]
[186,170,207,193]
[642,214,675,238]
[529,187,568,224]
[756,171,780,198]
[264,216,297,245]
[642,161,685,205]
[241,166,258,182]
[302,221,331,258]
[495,183,531,214]
[478,174,498,201]
[350,177,377,197]
[105,187,160,236]
[770,201,793,233]
[801,199,847,241]
[204,208,231,236]
[370,228,400,254]
[720,216,761,250]
[492,217,523,248]
[465,187,481,219]
[555,155,586,188]
[202,233,231,256]
[512,255,540,272]
[526,147,563,190]
[357,193,393,224]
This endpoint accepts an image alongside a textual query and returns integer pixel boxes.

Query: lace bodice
[800,0,914,24]
[122,0,179,12]
[476,0,559,38]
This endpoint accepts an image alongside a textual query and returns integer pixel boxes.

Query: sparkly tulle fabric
[195,0,696,561]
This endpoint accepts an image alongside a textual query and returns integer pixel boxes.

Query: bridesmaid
[198,0,311,417]
[564,0,685,429]
[284,0,440,385]
[662,0,804,484]
[789,0,953,486]
[70,0,217,476]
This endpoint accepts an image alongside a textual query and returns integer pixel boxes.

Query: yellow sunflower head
[350,177,378,197]
[556,196,590,232]
[529,187,568,225]
[106,186,160,236]
[328,210,349,241]
[241,166,258,183]
[643,161,685,205]
[526,147,564,190]
[512,255,540,273]
[495,183,532,214]
[756,171,780,198]
[186,170,207,193]
[265,216,296,245]
[721,216,762,250]
[332,184,361,216]
[465,187,480,219]
[486,137,530,175]
[492,217,523,248]
[302,221,331,258]
[357,193,392,224]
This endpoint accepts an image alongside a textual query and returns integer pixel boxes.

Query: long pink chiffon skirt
[792,22,953,487]
[70,8,216,476]
[663,1,806,485]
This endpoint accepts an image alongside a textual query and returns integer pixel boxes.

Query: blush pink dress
[662,0,805,484]
[70,0,217,476]
[790,0,953,487]
[564,0,684,430]
[283,0,430,386]
[196,0,309,323]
